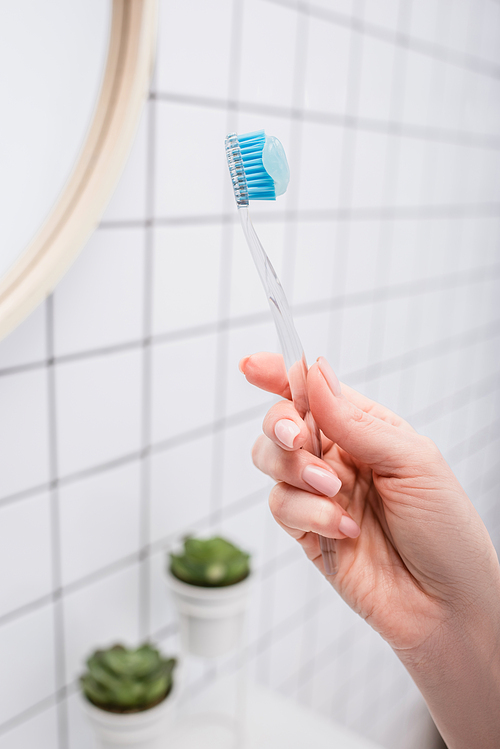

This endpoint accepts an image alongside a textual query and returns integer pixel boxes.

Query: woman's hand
[241,352,500,656]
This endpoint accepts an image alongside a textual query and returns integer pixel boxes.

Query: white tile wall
[0,369,50,498]
[0,705,58,749]
[59,462,141,586]
[0,492,52,618]
[0,1,499,748]
[63,565,139,684]
[0,606,55,725]
[53,228,145,356]
[55,350,142,476]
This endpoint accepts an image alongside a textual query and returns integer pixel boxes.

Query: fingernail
[302,465,342,497]
[339,515,361,538]
[275,419,301,448]
[239,356,250,374]
[317,357,341,397]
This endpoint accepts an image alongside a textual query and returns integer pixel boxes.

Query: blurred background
[1,0,499,747]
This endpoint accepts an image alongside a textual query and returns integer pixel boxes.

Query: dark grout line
[100,201,500,231]
[1,318,499,509]
[138,77,158,642]
[149,621,178,644]
[0,593,54,630]
[447,416,500,466]
[1,261,498,382]
[45,295,68,749]
[267,0,500,81]
[0,694,58,739]
[344,319,500,385]
[151,89,500,150]
[408,372,500,427]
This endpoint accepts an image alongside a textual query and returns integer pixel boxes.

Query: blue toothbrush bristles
[225,129,275,206]
[238,131,276,201]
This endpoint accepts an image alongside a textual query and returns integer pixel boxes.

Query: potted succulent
[80,643,177,749]
[166,536,251,658]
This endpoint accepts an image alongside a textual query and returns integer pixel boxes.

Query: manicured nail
[274,419,300,448]
[239,356,250,374]
[302,465,342,497]
[339,515,361,538]
[317,357,341,397]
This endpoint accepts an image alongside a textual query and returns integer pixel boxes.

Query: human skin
[240,351,500,749]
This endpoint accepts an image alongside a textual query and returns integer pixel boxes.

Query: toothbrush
[225,130,338,576]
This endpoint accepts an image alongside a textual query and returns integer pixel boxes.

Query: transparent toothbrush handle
[238,207,338,576]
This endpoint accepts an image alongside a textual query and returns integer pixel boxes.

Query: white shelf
[170,680,385,749]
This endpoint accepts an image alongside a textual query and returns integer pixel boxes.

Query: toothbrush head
[225,130,290,207]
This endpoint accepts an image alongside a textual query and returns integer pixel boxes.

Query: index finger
[240,352,414,432]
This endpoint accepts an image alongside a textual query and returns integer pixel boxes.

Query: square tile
[60,461,141,586]
[149,433,214,544]
[479,1,500,64]
[218,495,269,572]
[0,704,58,749]
[292,221,337,306]
[221,417,273,507]
[0,369,50,499]
[299,122,344,213]
[267,625,303,692]
[310,0,354,15]
[440,0,474,56]
[409,0,439,44]
[357,35,396,122]
[439,63,467,131]
[63,565,139,684]
[381,296,413,361]
[394,137,427,206]
[401,50,434,128]
[271,554,310,627]
[239,0,298,109]
[155,102,227,218]
[224,322,278,418]
[338,304,376,377]
[150,333,217,444]
[53,228,145,356]
[344,220,382,294]
[101,104,148,221]
[0,605,55,724]
[0,492,52,618]
[152,224,222,335]
[55,350,142,477]
[156,0,232,99]
[350,131,389,208]
[0,303,46,370]
[304,18,351,115]
[362,0,401,32]
[389,219,428,286]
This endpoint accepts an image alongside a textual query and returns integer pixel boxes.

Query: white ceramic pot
[81,688,176,749]
[166,571,251,659]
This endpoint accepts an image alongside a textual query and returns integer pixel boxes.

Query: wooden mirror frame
[0,0,157,341]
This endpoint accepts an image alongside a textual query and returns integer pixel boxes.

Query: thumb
[308,358,418,475]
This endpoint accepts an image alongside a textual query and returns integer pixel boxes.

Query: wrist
[394,582,500,749]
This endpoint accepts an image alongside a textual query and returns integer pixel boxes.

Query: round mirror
[0,0,157,341]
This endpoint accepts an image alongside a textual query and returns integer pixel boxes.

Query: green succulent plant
[169,536,251,588]
[80,643,176,713]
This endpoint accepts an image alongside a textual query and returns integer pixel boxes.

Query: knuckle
[268,482,288,520]
[251,435,265,469]
[311,498,337,535]
[418,434,443,461]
